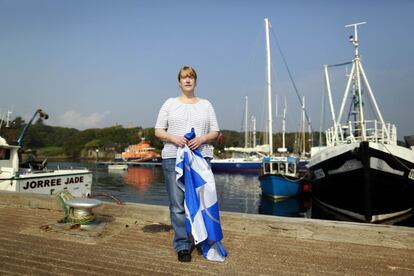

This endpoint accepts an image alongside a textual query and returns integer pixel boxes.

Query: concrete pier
[1,191,414,275]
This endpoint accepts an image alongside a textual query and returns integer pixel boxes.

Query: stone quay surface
[0,191,414,275]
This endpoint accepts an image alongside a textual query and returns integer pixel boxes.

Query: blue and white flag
[176,128,227,262]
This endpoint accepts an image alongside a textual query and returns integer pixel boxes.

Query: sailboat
[211,96,264,174]
[258,18,309,199]
[308,22,414,223]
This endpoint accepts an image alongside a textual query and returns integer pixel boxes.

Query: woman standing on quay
[155,66,220,262]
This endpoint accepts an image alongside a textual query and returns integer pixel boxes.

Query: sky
[1,0,413,140]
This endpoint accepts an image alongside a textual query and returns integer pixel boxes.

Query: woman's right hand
[155,129,188,147]
[170,135,188,148]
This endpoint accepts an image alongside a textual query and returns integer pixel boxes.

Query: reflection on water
[259,195,311,218]
[93,165,169,206]
[50,162,413,227]
[213,173,262,213]
[122,167,154,194]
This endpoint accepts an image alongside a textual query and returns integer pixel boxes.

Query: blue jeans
[162,157,211,252]
[162,158,191,252]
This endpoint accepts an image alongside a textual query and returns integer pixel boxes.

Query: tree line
[0,116,321,160]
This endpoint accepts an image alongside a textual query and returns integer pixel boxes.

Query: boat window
[264,163,270,173]
[279,163,285,174]
[0,149,10,160]
[272,163,278,172]
[288,163,295,174]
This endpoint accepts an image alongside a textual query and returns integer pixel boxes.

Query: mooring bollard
[65,198,102,224]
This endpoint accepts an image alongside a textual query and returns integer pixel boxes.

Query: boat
[0,109,92,197]
[114,139,161,163]
[108,164,128,171]
[211,157,262,174]
[308,22,414,223]
[211,96,264,174]
[258,18,309,199]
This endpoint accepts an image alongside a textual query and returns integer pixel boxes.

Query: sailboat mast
[301,96,306,155]
[251,116,257,148]
[281,97,287,152]
[264,17,273,155]
[244,96,249,148]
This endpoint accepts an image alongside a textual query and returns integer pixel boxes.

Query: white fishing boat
[0,109,92,197]
[308,22,414,223]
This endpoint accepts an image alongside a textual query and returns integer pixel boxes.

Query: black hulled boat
[308,22,414,223]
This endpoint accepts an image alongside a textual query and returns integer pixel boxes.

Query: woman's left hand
[188,136,206,150]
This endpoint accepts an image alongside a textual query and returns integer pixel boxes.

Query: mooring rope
[379,143,411,172]
[56,191,96,224]
[90,193,123,205]
[281,173,307,183]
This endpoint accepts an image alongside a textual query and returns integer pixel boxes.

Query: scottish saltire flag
[176,128,227,262]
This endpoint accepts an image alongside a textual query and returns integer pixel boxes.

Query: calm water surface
[50,162,414,227]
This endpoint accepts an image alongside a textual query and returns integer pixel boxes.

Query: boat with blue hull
[211,158,261,174]
[258,18,310,198]
[259,156,308,198]
[211,96,265,174]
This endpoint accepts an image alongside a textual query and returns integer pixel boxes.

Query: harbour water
[50,162,414,227]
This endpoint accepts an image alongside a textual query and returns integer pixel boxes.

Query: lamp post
[95,148,99,163]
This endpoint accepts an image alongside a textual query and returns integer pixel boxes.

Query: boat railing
[326,120,397,146]
[53,165,90,171]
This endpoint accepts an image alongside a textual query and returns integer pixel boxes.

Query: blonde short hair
[178,66,197,81]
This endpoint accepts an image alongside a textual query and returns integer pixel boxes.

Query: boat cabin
[0,137,19,179]
[262,156,298,177]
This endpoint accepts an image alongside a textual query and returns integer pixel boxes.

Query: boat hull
[108,164,128,170]
[259,195,310,217]
[0,170,92,197]
[259,174,303,198]
[309,141,414,222]
[211,160,262,174]
[114,157,161,163]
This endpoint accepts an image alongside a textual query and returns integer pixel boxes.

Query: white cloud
[55,110,111,130]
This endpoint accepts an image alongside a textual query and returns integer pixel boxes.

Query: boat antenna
[345,22,366,58]
[337,21,391,142]
[6,107,13,128]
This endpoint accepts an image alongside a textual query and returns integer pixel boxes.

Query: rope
[379,143,411,172]
[90,193,124,205]
[56,191,73,221]
[270,27,313,133]
[67,209,96,225]
[281,173,307,183]
[56,191,97,224]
